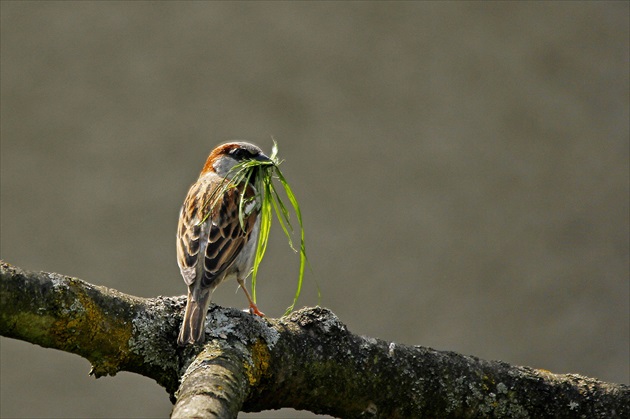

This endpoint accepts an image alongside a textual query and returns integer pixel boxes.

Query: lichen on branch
[1,261,628,418]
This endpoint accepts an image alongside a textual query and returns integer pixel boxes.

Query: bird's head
[201,142,271,178]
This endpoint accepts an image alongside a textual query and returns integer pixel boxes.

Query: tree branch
[0,260,183,394]
[172,341,250,418]
[1,261,628,418]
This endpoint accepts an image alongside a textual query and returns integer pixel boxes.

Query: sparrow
[177,141,271,346]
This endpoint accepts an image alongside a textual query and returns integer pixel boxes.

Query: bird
[176,141,271,346]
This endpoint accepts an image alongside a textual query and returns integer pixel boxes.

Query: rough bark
[172,341,250,418]
[0,260,184,394]
[1,261,628,418]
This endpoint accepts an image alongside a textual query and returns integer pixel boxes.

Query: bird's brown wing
[200,184,258,288]
[177,174,258,289]
[176,176,212,286]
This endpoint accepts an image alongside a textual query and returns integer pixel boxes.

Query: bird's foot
[248,303,265,317]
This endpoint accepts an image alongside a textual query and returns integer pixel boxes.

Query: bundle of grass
[205,141,309,315]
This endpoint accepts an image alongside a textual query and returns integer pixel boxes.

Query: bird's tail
[178,289,212,346]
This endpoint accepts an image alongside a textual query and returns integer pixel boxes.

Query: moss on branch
[1,261,628,418]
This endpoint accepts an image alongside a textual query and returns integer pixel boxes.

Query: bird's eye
[231,148,252,160]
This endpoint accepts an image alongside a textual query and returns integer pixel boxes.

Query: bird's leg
[237,277,265,317]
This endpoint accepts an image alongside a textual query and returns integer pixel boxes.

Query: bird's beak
[254,153,273,164]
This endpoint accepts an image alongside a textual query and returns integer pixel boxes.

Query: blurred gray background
[1,2,628,418]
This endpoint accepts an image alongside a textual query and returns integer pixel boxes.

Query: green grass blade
[218,142,311,314]
[238,167,255,230]
[274,168,308,315]
[268,183,297,251]
[271,183,294,232]
[270,140,279,160]
[250,170,275,302]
